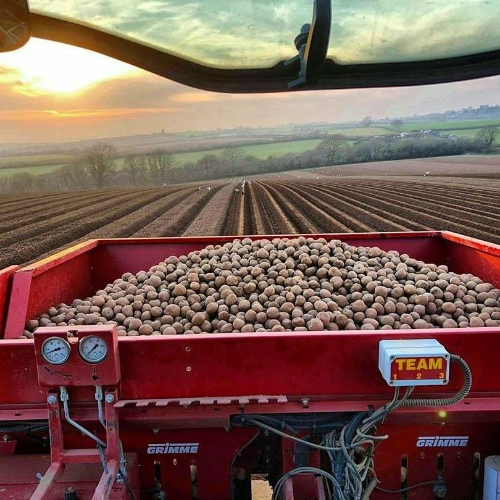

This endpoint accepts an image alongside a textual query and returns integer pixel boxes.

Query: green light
[438,410,447,419]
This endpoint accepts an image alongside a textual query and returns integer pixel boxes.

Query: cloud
[171,92,217,103]
[329,0,500,64]
[2,36,500,144]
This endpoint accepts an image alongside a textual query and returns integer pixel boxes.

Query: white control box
[379,339,450,387]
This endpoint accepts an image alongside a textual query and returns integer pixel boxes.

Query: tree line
[0,126,497,193]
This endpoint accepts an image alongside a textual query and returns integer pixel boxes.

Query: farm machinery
[2,0,500,497]
[0,231,499,499]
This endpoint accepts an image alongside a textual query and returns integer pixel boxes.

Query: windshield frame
[29,11,500,94]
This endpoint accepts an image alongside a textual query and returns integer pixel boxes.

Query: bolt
[153,428,160,435]
[2,435,9,442]
[47,395,57,405]
[301,397,310,409]
[105,394,115,404]
[186,366,192,372]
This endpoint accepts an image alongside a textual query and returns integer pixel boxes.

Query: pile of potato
[25,237,500,336]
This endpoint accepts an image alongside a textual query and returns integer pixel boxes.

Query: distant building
[398,130,458,142]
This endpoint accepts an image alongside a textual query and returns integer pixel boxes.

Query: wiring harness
[235,353,471,500]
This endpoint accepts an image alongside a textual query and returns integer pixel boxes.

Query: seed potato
[25,238,500,336]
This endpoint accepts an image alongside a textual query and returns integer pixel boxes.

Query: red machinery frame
[0,231,499,499]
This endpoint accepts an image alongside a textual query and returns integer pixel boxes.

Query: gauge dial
[41,337,71,365]
[79,335,108,364]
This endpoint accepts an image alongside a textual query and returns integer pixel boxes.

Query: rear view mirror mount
[285,0,331,88]
[0,0,30,53]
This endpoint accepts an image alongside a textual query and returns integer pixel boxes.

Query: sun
[0,38,136,94]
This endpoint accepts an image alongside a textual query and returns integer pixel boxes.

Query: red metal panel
[26,248,94,326]
[3,269,32,339]
[373,420,497,499]
[111,426,255,500]
[2,329,500,405]
[34,326,120,387]
[4,241,97,339]
[0,265,19,338]
[116,329,499,400]
[442,231,500,288]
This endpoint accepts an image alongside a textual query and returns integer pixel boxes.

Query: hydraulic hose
[402,354,472,407]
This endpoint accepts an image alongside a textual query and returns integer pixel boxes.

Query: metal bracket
[285,0,331,88]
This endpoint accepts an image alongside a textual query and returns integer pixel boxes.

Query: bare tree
[476,126,498,148]
[124,155,149,185]
[81,143,116,188]
[391,118,404,130]
[59,162,90,190]
[221,148,245,174]
[359,116,372,128]
[147,150,175,184]
[197,153,218,178]
[11,172,35,193]
[318,136,342,163]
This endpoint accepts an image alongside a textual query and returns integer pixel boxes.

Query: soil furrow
[254,182,296,234]
[0,190,129,233]
[355,184,499,236]
[274,184,355,232]
[78,187,196,239]
[183,183,236,236]
[0,190,169,267]
[362,183,500,222]
[264,184,319,234]
[221,187,245,236]
[300,183,410,232]
[243,182,261,235]
[133,185,223,237]
[0,189,162,249]
[308,184,431,231]
[282,183,370,232]
[338,185,499,243]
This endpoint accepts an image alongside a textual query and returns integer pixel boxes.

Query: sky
[2,35,500,144]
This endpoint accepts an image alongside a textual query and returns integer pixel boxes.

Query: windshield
[30,0,500,68]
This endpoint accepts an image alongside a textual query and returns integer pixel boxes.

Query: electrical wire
[245,418,343,452]
[247,353,469,499]
[229,428,261,500]
[375,480,437,493]
[272,467,344,500]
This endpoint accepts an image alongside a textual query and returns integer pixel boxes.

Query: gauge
[41,337,71,365]
[79,335,108,364]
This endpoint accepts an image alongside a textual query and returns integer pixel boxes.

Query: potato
[26,238,500,336]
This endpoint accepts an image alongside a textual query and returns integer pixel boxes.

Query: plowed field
[1,157,499,268]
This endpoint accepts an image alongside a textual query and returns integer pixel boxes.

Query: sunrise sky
[2,36,500,144]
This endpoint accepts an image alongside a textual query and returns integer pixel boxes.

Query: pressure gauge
[41,337,71,365]
[79,335,108,364]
